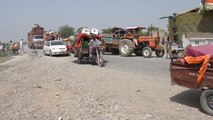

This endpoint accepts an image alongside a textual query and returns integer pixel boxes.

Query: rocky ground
[0,52,212,120]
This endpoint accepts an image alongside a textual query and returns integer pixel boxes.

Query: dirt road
[0,50,212,120]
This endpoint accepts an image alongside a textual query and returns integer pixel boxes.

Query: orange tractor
[102,27,164,58]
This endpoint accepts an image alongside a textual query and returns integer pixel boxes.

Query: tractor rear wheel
[119,39,133,57]
[142,47,152,58]
[155,49,165,57]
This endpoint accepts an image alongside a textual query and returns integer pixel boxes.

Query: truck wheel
[119,39,133,57]
[155,49,165,57]
[142,47,152,58]
[200,90,213,116]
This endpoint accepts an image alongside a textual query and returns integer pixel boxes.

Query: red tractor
[101,27,165,58]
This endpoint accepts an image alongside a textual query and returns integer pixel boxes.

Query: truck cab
[33,35,43,42]
[28,24,44,49]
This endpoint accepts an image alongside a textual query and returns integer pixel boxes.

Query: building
[167,7,213,48]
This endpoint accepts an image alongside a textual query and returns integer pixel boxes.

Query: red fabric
[184,54,211,87]
[66,45,71,49]
[185,45,213,87]
[73,33,90,48]
[73,33,105,48]
[91,34,105,45]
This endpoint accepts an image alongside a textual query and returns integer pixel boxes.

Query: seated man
[88,36,102,57]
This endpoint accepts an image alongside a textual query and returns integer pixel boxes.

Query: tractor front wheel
[142,47,152,58]
[155,49,165,57]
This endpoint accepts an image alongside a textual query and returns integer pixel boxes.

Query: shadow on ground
[72,59,109,67]
[45,54,71,57]
[170,90,202,109]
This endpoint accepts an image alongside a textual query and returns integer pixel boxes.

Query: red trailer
[170,44,213,115]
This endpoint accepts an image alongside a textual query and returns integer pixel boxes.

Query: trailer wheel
[77,51,82,64]
[119,39,133,57]
[142,47,152,58]
[155,49,165,57]
[200,90,213,116]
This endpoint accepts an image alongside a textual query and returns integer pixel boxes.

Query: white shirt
[88,39,101,47]
[20,40,23,48]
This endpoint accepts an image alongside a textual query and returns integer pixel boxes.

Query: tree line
[58,25,167,39]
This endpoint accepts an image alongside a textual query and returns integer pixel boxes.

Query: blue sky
[0,0,200,42]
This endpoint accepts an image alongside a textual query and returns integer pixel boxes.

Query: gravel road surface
[0,47,212,120]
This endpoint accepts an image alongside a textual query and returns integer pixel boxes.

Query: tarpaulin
[184,54,211,86]
[186,44,213,57]
[73,33,90,48]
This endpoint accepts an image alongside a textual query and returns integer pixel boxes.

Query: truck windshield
[51,41,65,46]
[33,35,43,39]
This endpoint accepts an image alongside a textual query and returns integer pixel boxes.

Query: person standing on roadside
[19,38,24,53]
[0,41,2,51]
[9,40,13,51]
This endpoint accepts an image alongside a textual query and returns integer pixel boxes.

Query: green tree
[101,28,113,34]
[147,24,158,36]
[58,25,75,38]
[159,29,168,36]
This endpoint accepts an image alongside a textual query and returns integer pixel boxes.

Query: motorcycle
[76,42,104,67]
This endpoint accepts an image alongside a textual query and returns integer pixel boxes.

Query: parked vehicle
[28,24,44,49]
[101,26,164,58]
[170,44,213,116]
[43,40,69,56]
[166,42,184,59]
